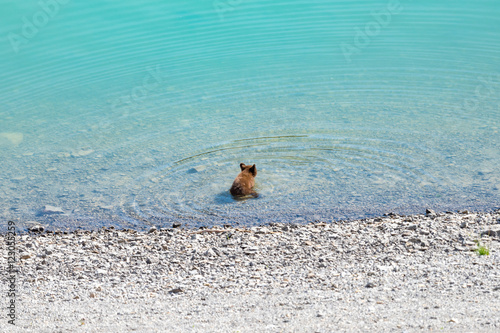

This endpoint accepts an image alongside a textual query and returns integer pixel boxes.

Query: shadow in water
[214,190,261,204]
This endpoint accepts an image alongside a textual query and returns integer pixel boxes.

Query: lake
[1,0,499,231]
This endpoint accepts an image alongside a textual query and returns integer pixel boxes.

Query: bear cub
[230,163,258,198]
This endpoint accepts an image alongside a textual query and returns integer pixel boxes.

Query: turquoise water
[1,0,499,231]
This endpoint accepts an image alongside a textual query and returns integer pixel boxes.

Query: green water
[1,0,499,230]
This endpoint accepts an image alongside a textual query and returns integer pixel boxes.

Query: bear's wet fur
[230,163,258,198]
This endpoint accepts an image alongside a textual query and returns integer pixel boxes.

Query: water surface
[1,0,499,231]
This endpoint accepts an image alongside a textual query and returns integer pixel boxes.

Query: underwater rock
[187,165,206,173]
[42,205,65,214]
[0,132,23,146]
[71,149,94,157]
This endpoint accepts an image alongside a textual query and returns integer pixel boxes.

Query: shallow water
[1,0,499,231]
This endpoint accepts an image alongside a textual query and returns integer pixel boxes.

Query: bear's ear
[240,163,246,171]
[249,164,257,176]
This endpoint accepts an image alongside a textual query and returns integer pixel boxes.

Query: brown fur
[230,163,258,198]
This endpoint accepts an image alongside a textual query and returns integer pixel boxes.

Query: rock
[42,205,64,214]
[255,227,270,234]
[11,176,27,182]
[366,282,376,288]
[172,222,181,228]
[425,209,436,217]
[189,165,206,173]
[90,293,96,298]
[0,132,23,145]
[29,224,45,233]
[169,288,183,294]
[244,247,259,255]
[204,249,216,257]
[71,149,94,157]
[20,253,31,260]
[148,227,157,233]
[481,226,500,238]
[407,224,417,231]
[460,221,468,228]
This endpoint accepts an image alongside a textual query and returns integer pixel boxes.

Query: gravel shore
[2,210,500,332]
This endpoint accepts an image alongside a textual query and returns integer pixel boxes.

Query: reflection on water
[0,0,499,231]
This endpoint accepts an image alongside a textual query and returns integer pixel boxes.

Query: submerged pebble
[42,205,65,214]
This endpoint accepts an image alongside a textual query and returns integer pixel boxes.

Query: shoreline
[6,206,500,235]
[1,210,499,332]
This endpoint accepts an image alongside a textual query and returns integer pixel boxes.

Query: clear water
[1,0,499,231]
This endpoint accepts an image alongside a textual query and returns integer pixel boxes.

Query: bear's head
[240,163,257,177]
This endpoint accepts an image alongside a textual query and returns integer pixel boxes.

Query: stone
[187,165,206,173]
[173,222,181,228]
[204,249,216,257]
[481,225,500,238]
[71,149,94,157]
[255,227,270,234]
[42,205,65,214]
[169,288,183,294]
[365,282,376,288]
[11,176,27,182]
[29,225,45,233]
[148,227,157,233]
[0,132,23,145]
[425,209,436,217]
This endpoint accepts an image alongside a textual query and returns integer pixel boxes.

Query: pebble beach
[2,209,500,332]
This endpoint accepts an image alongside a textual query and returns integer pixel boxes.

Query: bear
[230,163,258,198]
